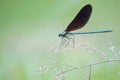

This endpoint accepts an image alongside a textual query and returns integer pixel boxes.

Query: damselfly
[59,4,112,47]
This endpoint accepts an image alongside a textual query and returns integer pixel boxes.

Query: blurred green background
[0,0,120,80]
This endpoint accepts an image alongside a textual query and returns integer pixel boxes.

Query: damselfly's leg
[67,34,75,47]
[63,36,71,47]
[59,37,64,48]
[59,35,75,48]
[71,35,75,47]
[59,37,68,48]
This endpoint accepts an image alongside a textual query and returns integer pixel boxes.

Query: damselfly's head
[58,30,68,37]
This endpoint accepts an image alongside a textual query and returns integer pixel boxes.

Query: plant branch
[56,59,120,77]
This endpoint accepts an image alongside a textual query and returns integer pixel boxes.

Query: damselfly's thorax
[58,30,69,37]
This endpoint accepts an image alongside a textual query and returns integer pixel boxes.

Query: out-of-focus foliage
[0,0,120,80]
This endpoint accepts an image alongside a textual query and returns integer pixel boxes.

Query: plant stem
[56,59,120,77]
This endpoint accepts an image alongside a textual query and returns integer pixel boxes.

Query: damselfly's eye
[58,33,62,37]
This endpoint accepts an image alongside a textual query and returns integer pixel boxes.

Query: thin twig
[56,59,120,76]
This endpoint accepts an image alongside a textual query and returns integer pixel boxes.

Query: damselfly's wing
[65,4,92,32]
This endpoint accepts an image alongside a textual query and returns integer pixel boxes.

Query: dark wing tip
[86,4,92,7]
[84,4,92,11]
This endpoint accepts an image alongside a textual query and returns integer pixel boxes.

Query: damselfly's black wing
[65,4,92,32]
